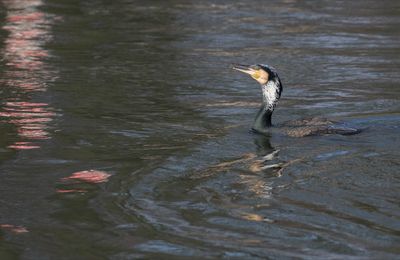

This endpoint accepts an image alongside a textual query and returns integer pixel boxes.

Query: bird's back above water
[280,117,361,137]
[232,63,362,137]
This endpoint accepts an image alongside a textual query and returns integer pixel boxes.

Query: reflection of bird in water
[249,134,301,175]
[249,134,282,174]
[187,135,295,179]
[232,64,361,137]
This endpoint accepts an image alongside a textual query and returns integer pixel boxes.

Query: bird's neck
[252,80,281,134]
[252,106,273,134]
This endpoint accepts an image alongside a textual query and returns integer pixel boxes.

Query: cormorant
[232,64,361,137]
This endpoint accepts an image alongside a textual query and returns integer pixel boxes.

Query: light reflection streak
[0,224,29,234]
[56,170,112,194]
[0,0,58,150]
[62,170,112,184]
[56,189,88,194]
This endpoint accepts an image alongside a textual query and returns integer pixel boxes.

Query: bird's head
[232,63,283,131]
[232,64,279,85]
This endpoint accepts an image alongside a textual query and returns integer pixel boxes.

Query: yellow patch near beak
[252,69,269,85]
[251,70,261,79]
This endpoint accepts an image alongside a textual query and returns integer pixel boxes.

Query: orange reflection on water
[1,0,57,150]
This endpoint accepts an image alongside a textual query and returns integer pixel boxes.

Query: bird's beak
[231,64,255,75]
[232,63,269,85]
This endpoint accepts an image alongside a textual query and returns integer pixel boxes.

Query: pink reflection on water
[1,0,58,150]
[56,189,88,194]
[6,102,49,107]
[1,102,54,148]
[3,11,49,75]
[0,224,29,234]
[57,170,112,194]
[10,117,53,124]
[7,12,44,23]
[62,170,112,184]
[1,79,46,92]
[7,142,41,150]
[18,128,50,139]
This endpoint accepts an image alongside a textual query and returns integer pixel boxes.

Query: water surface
[1,0,399,259]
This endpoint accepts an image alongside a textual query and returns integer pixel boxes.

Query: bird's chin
[254,77,268,85]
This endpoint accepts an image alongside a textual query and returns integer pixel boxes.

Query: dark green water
[1,0,399,259]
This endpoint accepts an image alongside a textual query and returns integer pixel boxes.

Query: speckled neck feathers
[261,80,281,111]
[251,66,282,133]
[252,79,282,132]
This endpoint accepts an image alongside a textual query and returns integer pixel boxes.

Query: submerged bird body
[232,63,361,137]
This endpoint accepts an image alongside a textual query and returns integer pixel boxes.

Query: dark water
[1,0,399,259]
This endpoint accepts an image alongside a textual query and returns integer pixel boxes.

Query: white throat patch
[261,81,280,110]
